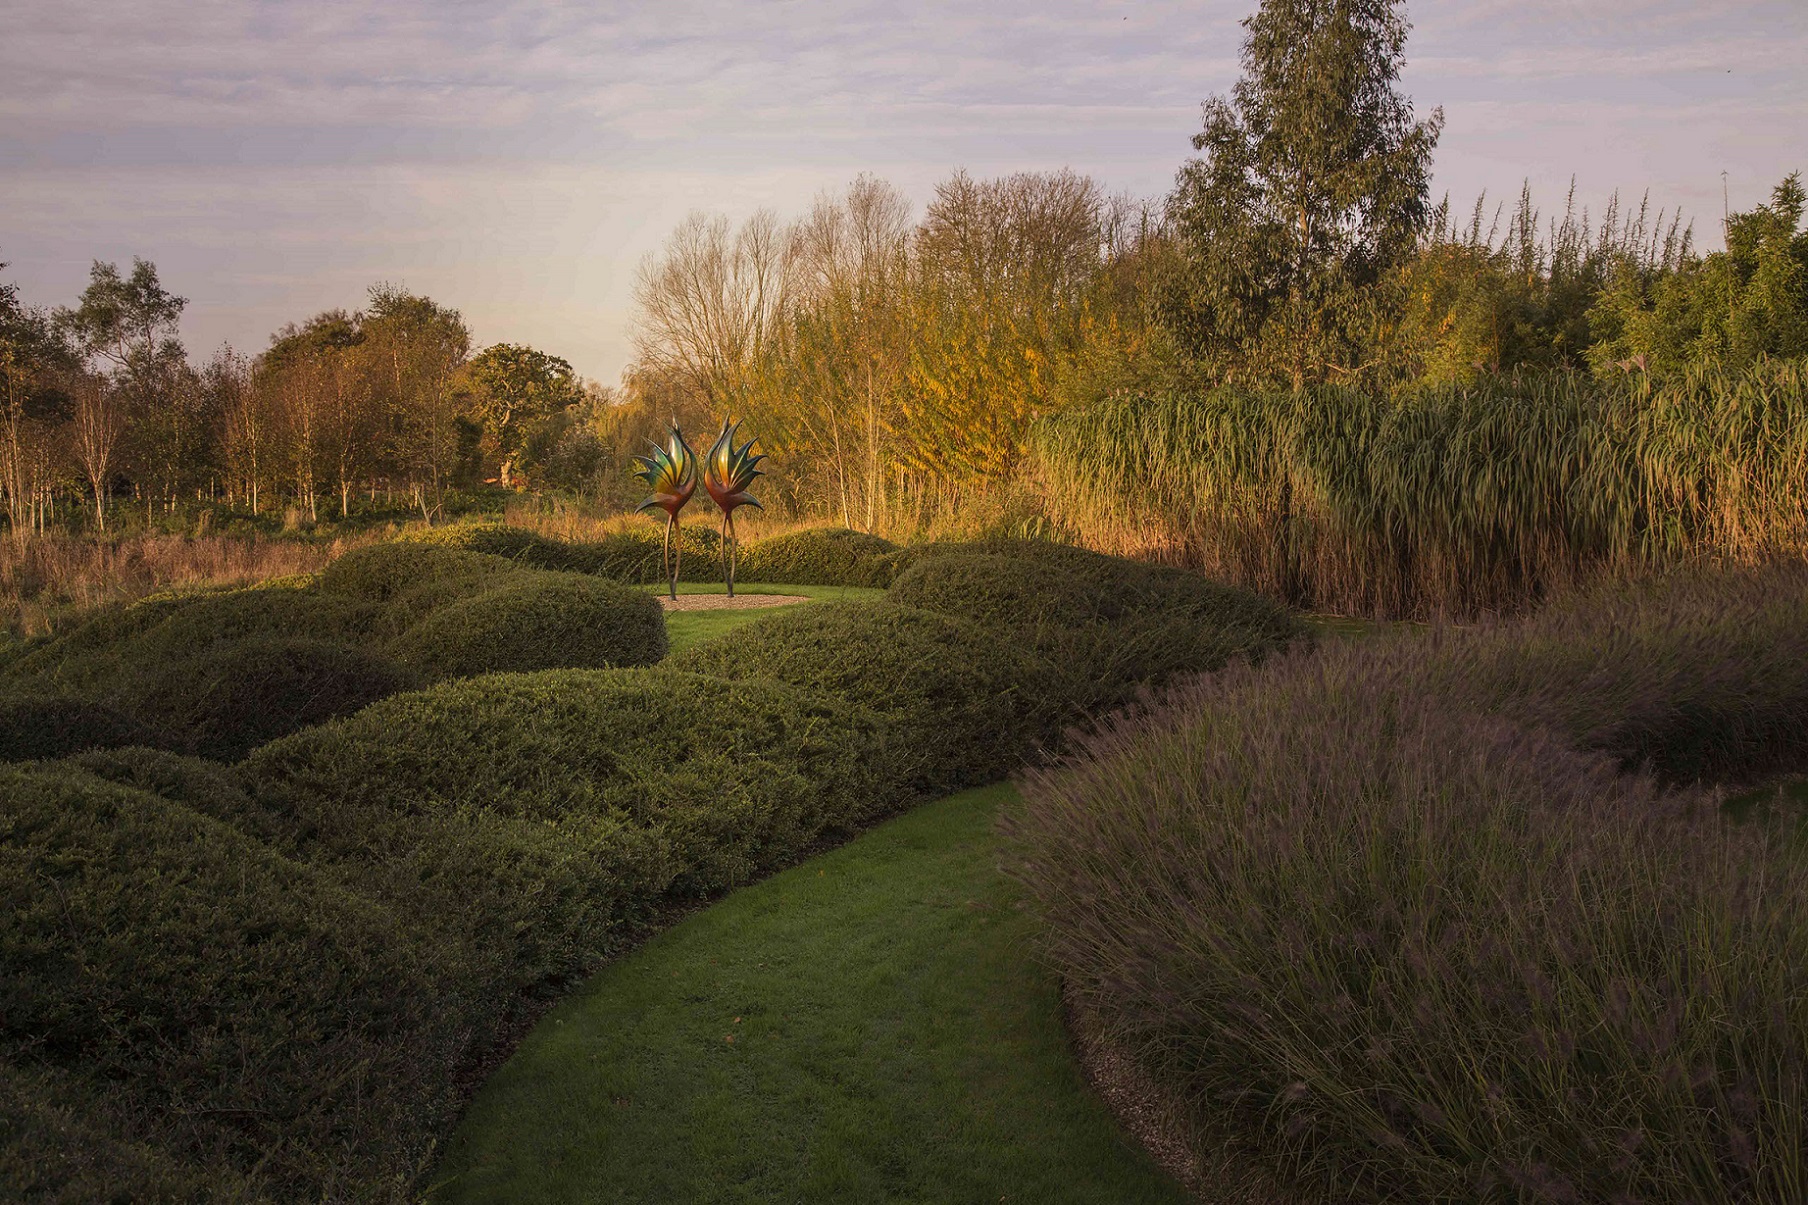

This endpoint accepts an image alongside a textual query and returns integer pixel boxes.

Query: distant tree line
[0,261,613,536]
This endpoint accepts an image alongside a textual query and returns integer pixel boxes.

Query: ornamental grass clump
[1007,567,1808,1202]
[1032,360,1808,618]
[1432,558,1808,783]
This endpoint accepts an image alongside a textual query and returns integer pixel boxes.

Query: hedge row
[1,543,665,761]
[1007,558,1808,1202]
[888,538,1300,715]
[2,533,1301,1199]
[406,521,919,587]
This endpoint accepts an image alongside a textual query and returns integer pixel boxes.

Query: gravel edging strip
[1062,985,1303,1205]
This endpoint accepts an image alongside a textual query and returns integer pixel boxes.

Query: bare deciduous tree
[631,210,796,416]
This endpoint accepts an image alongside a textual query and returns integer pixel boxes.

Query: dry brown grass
[0,532,382,638]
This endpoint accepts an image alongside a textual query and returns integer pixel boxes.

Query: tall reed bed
[1032,361,1808,617]
[1006,560,1808,1202]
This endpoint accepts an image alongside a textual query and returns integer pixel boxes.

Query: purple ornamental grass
[1006,558,1808,1202]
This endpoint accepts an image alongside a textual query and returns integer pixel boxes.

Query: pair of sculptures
[634,419,763,599]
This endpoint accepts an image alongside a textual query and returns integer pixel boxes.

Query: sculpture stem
[721,510,734,598]
[664,512,678,600]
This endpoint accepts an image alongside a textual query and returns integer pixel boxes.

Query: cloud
[1,0,1803,382]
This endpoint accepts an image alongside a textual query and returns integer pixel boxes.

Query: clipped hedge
[672,600,1068,793]
[387,573,666,680]
[735,526,905,587]
[397,520,567,564]
[1008,561,1808,1201]
[317,541,514,606]
[394,520,920,587]
[890,546,1301,711]
[5,583,379,704]
[241,667,900,993]
[70,745,285,844]
[0,1060,240,1204]
[571,523,726,583]
[131,637,422,761]
[0,763,469,1201]
[0,692,155,762]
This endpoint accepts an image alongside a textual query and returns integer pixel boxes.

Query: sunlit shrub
[387,574,666,680]
[672,600,1067,793]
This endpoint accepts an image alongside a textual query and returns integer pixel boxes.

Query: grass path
[650,582,886,657]
[425,785,1192,1205]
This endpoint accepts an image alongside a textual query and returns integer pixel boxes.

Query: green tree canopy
[464,343,579,487]
[57,258,187,381]
[1163,0,1442,388]
[1589,172,1808,374]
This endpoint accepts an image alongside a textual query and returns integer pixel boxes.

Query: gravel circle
[656,593,812,611]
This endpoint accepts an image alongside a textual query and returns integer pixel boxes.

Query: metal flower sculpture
[701,418,764,597]
[633,423,698,599]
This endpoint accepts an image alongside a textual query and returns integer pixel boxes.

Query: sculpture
[632,424,698,600]
[701,418,764,597]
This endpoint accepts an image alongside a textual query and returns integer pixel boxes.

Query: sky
[2,0,1804,384]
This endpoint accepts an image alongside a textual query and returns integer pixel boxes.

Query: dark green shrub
[398,520,565,564]
[387,574,666,680]
[570,523,725,583]
[889,548,1301,711]
[5,583,379,703]
[70,745,284,844]
[671,601,1067,792]
[0,763,469,1200]
[4,592,213,679]
[736,526,901,586]
[889,552,1111,628]
[129,637,421,761]
[318,541,515,603]
[0,692,155,762]
[240,667,897,991]
[318,541,531,639]
[0,1061,240,1204]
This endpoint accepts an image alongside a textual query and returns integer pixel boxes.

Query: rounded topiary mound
[399,521,577,568]
[888,553,1112,629]
[318,542,515,603]
[671,600,1067,792]
[565,524,723,583]
[70,745,284,843]
[0,693,156,761]
[0,762,464,1200]
[889,545,1301,711]
[7,584,379,707]
[242,666,896,984]
[130,637,421,761]
[387,573,666,680]
[736,527,901,586]
[319,542,524,637]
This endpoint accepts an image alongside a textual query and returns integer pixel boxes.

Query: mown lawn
[425,784,1190,1205]
[650,581,887,657]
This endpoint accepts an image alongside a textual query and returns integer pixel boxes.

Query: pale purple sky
[3,1,1804,382]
